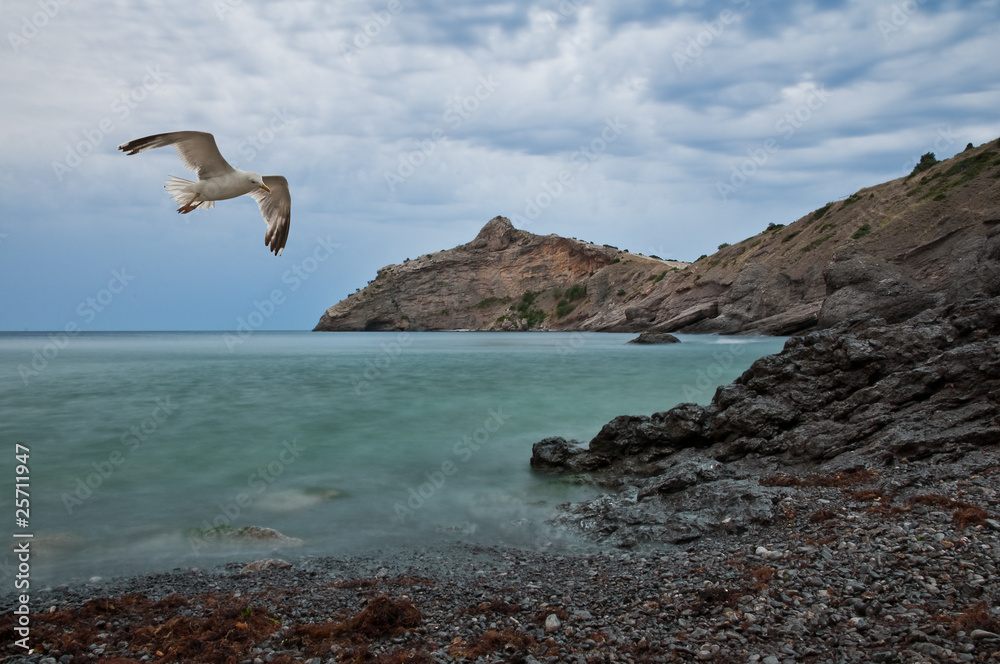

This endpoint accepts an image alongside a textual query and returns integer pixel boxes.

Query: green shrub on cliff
[910,152,938,176]
[476,296,510,309]
[564,284,587,301]
[555,284,588,318]
[514,291,547,328]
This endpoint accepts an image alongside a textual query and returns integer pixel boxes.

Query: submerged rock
[240,558,293,575]
[189,525,305,548]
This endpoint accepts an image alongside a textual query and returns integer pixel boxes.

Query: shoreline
[5,296,1000,662]
[4,450,999,664]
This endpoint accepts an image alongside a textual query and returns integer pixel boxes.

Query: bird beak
[260,183,272,193]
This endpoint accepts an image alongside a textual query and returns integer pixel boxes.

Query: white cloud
[2,0,999,329]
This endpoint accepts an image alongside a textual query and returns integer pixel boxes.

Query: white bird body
[192,170,262,200]
[119,131,291,255]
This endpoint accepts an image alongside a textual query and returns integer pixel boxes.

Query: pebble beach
[3,450,999,664]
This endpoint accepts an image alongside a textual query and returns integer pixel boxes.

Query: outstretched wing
[118,131,234,180]
[249,175,291,256]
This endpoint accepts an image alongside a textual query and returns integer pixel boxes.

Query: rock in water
[628,331,681,344]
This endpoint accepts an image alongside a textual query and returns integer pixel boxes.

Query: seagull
[118,131,291,256]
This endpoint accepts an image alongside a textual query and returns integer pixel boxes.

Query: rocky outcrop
[627,332,680,344]
[316,139,1000,334]
[816,246,939,328]
[314,216,687,332]
[531,296,1000,547]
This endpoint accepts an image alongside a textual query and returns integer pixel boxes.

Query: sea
[0,331,787,586]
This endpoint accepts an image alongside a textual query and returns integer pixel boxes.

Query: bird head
[249,173,271,193]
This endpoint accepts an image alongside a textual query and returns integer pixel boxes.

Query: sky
[1,0,999,331]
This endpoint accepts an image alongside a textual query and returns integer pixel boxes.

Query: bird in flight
[118,131,291,256]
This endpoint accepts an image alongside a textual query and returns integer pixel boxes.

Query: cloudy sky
[2,0,999,331]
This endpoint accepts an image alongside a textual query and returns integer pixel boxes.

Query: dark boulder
[628,332,680,344]
[817,247,937,328]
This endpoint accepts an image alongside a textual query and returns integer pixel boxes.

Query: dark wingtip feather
[117,133,170,156]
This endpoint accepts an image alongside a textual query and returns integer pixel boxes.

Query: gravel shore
[3,449,999,664]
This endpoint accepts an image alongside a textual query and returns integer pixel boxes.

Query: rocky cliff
[531,295,1000,547]
[314,216,687,331]
[315,138,1000,333]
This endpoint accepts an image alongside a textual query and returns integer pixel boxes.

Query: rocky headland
[314,215,688,332]
[315,139,1000,334]
[530,295,1000,548]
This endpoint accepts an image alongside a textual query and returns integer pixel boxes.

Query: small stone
[545,614,562,633]
[762,656,780,664]
[970,629,1000,640]
[984,518,1000,531]
[240,559,292,575]
[848,617,870,631]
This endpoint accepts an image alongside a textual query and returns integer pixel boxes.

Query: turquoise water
[0,331,787,585]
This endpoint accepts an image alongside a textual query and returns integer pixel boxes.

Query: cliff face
[314,216,688,331]
[315,138,1000,333]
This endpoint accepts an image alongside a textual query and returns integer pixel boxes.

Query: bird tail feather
[164,175,214,210]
